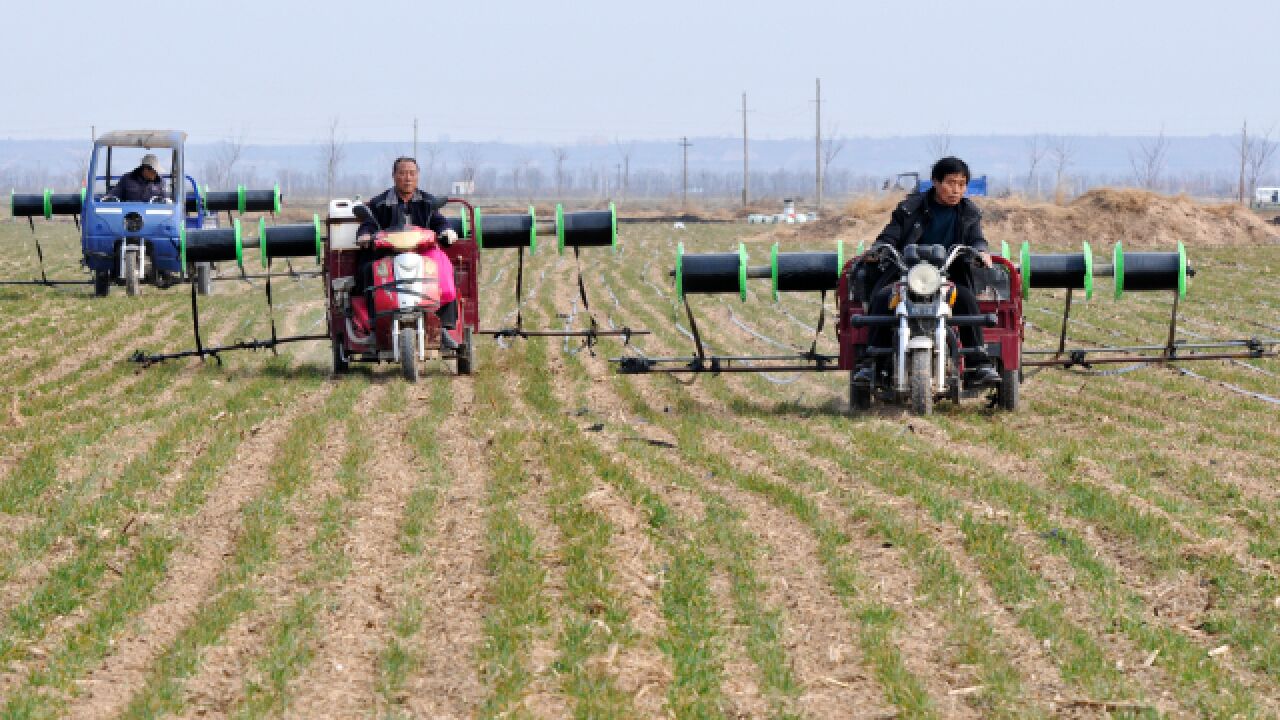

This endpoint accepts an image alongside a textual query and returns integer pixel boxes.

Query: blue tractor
[82,130,196,296]
[9,129,280,297]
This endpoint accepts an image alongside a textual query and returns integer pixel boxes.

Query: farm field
[1,212,1279,720]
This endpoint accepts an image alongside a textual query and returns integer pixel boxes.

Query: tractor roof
[94,130,186,149]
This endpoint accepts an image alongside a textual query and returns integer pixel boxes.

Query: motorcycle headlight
[907,263,941,296]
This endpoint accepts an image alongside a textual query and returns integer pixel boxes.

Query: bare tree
[318,119,346,200]
[206,132,245,189]
[421,143,443,190]
[1048,136,1075,202]
[1129,128,1168,191]
[551,146,569,196]
[926,124,952,160]
[821,125,846,202]
[456,146,481,191]
[1025,134,1048,198]
[1245,124,1278,203]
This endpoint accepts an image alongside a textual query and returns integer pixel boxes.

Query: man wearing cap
[106,154,168,202]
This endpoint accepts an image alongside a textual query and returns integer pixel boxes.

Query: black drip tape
[561,209,613,248]
[1027,254,1089,289]
[184,228,240,263]
[1124,252,1181,291]
[681,252,742,295]
[776,252,839,293]
[261,223,318,261]
[479,212,533,249]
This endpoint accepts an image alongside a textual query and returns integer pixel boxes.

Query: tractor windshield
[90,145,178,202]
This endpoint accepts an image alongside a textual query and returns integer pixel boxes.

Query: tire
[909,348,933,416]
[399,327,419,383]
[93,270,110,297]
[998,368,1019,411]
[331,335,350,375]
[849,370,871,412]
[196,263,213,296]
[124,250,140,297]
[456,328,475,376]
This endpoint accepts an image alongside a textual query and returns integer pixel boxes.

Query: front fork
[118,240,146,279]
[935,319,948,394]
[390,314,427,363]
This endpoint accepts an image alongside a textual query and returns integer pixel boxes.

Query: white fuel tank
[327,198,360,250]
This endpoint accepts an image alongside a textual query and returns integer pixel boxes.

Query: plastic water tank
[328,198,359,250]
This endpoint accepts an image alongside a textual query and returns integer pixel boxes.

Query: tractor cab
[83,130,197,296]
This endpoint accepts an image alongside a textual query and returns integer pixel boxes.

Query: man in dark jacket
[857,156,999,385]
[105,153,168,202]
[356,156,461,349]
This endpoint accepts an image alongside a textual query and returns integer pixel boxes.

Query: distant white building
[451,180,475,196]
[1256,187,1280,205]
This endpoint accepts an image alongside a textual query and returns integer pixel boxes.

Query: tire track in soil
[280,381,442,718]
[486,260,575,719]
[173,382,359,718]
[395,376,493,720]
[537,289,678,716]
[546,263,783,716]
[73,380,340,719]
[565,261,895,718]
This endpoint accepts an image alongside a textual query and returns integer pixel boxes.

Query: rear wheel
[909,348,933,416]
[998,368,1019,411]
[196,263,213,296]
[124,250,140,297]
[456,328,475,375]
[399,327,419,383]
[93,270,110,297]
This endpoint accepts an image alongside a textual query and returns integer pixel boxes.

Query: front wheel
[124,250,140,297]
[399,327,419,383]
[909,348,933,416]
[998,368,1019,411]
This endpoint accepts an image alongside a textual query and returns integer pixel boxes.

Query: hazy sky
[2,0,1275,144]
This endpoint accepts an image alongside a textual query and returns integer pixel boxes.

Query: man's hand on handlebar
[978,251,993,268]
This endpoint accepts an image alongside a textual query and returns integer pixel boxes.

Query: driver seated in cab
[856,156,1000,385]
[105,153,168,202]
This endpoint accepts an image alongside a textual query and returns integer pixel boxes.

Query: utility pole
[679,136,692,208]
[91,125,96,142]
[741,92,749,207]
[815,78,822,210]
[413,117,418,160]
[1239,120,1248,206]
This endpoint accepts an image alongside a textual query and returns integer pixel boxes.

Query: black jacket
[873,189,988,254]
[107,167,167,202]
[358,188,449,238]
